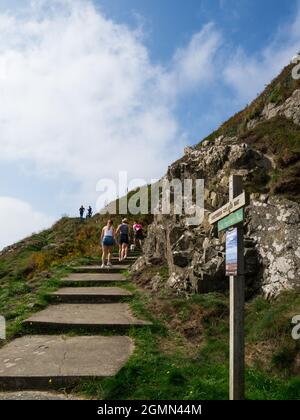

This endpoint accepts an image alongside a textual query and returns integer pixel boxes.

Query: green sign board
[218,208,244,232]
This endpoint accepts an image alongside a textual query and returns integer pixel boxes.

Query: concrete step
[61,272,127,285]
[111,257,137,264]
[71,265,129,273]
[0,335,134,390]
[112,255,138,259]
[113,252,142,258]
[23,303,152,330]
[0,391,85,400]
[50,287,133,303]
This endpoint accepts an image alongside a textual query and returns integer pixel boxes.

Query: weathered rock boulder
[262,89,300,126]
[248,195,300,297]
[132,190,299,298]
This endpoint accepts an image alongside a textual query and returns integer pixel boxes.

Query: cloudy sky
[0,0,300,249]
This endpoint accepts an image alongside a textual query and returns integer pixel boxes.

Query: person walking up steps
[100,220,115,268]
[133,220,144,248]
[116,218,130,261]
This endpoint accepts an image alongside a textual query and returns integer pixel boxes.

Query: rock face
[262,89,300,126]
[131,83,300,298]
[249,195,300,297]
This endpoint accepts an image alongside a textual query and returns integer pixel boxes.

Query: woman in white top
[100,220,115,268]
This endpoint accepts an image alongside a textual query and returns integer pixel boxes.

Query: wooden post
[229,175,245,400]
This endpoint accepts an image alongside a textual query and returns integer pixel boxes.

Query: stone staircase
[0,250,149,392]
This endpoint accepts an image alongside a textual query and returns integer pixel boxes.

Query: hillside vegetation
[77,277,300,400]
[0,63,299,400]
[0,209,152,339]
[201,62,300,143]
[197,61,300,201]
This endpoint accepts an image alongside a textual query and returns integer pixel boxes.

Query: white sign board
[209,192,245,225]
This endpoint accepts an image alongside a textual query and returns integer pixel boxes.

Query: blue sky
[95,0,299,139]
[98,0,295,61]
[0,0,300,249]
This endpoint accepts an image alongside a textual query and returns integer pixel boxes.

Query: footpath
[0,250,150,399]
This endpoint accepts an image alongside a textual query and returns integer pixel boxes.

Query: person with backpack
[116,218,130,261]
[133,221,144,248]
[100,219,115,268]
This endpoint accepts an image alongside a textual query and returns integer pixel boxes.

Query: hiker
[133,220,144,248]
[87,206,93,219]
[100,220,115,268]
[116,218,130,261]
[79,205,85,220]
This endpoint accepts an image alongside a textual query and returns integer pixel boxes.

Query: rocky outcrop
[247,89,300,130]
[248,195,300,297]
[131,85,300,298]
[262,89,300,125]
[133,190,299,298]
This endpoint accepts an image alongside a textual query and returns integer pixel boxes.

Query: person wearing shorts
[100,220,115,268]
[116,218,130,261]
[133,221,144,248]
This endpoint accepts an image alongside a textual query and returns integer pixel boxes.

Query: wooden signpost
[208,192,245,225]
[209,175,245,400]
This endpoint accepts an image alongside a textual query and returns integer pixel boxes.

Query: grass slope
[76,268,300,400]
[200,62,300,143]
[1,63,299,399]
[1,235,299,399]
[192,62,300,202]
[0,212,151,340]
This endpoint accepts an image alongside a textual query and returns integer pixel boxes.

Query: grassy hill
[0,63,299,399]
[76,288,300,400]
[0,207,152,340]
[197,61,300,201]
[1,204,299,400]
[201,61,300,143]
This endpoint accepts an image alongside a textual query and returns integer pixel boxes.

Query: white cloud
[158,23,221,99]
[0,1,176,184]
[223,4,300,102]
[0,196,54,250]
[0,0,221,247]
[172,23,221,91]
[2,0,299,249]
[0,0,219,191]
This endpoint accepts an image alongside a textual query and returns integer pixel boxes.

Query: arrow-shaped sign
[209,192,246,225]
